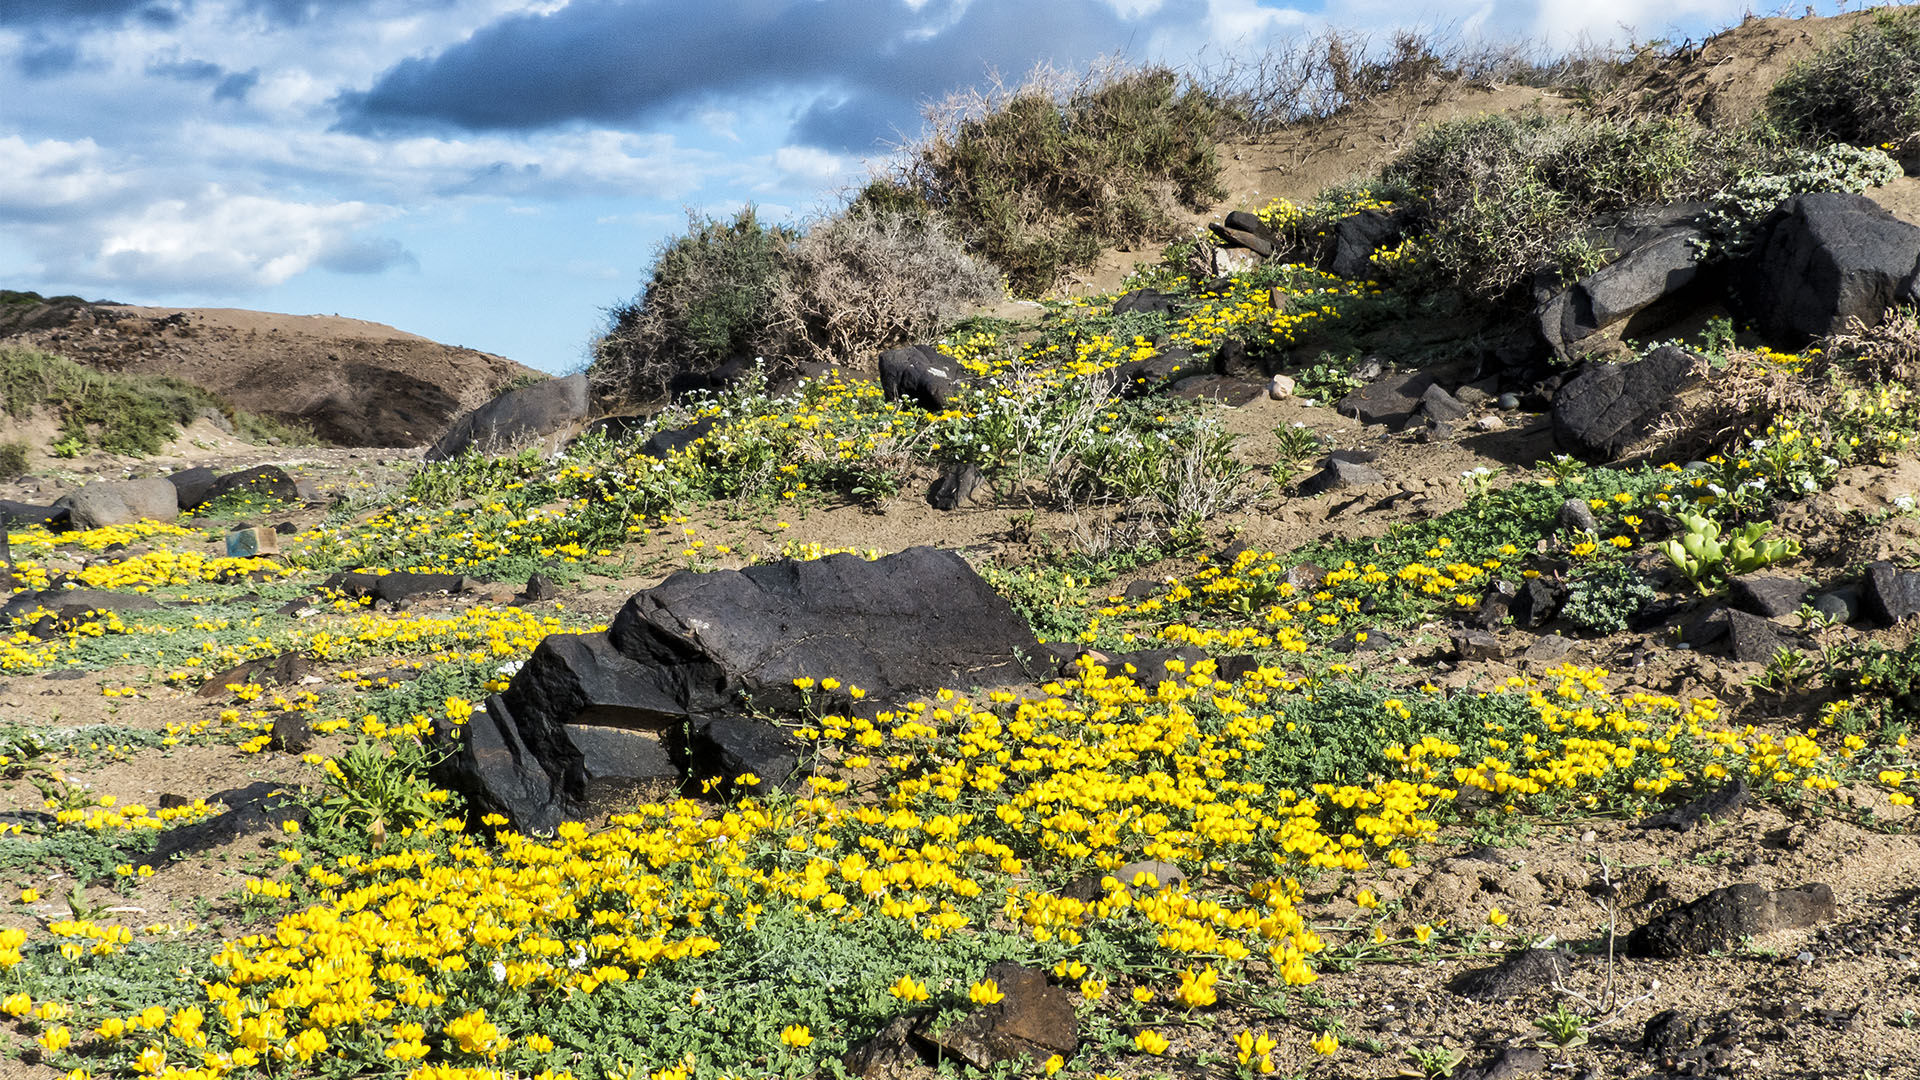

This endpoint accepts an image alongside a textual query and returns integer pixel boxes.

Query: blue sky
[0,0,1834,373]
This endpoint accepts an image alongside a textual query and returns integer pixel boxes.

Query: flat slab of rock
[1626,882,1835,957]
[1729,576,1809,618]
[918,963,1077,1070]
[1447,947,1572,1002]
[1551,346,1703,461]
[1336,371,1434,427]
[440,546,1041,830]
[1637,778,1750,832]
[608,546,1040,715]
[206,466,299,505]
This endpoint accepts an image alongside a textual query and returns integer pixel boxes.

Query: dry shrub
[871,60,1225,294]
[773,206,1001,368]
[1826,307,1920,386]
[1193,25,1631,135]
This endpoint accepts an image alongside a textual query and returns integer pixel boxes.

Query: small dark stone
[841,1017,925,1080]
[929,462,983,511]
[917,963,1077,1070]
[523,572,559,602]
[1298,458,1385,496]
[1448,948,1572,1002]
[1463,1045,1547,1080]
[1555,498,1599,534]
[1509,578,1566,629]
[269,713,313,753]
[1812,588,1860,625]
[1637,778,1750,832]
[1122,579,1159,601]
[272,521,297,535]
[1497,392,1521,411]
[1111,289,1174,317]
[1729,576,1810,618]
[1452,628,1505,661]
[206,465,300,505]
[1419,383,1470,423]
[1641,1010,1700,1062]
[196,652,312,699]
[1336,371,1434,428]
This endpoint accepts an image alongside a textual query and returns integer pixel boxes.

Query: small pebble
[1497,392,1520,410]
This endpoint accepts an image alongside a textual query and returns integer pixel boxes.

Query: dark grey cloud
[17,38,83,77]
[0,0,155,23]
[213,69,258,100]
[147,57,224,81]
[318,235,416,274]
[336,0,1201,150]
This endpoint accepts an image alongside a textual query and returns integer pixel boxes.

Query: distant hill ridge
[0,292,539,448]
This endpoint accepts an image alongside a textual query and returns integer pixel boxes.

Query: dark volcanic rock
[195,651,312,699]
[1509,578,1566,630]
[166,466,218,511]
[670,715,806,797]
[1326,207,1410,280]
[1863,560,1920,625]
[918,963,1077,1070]
[0,501,68,529]
[324,570,465,605]
[1111,289,1174,317]
[929,462,983,510]
[1448,948,1572,1002]
[1626,882,1836,957]
[1298,457,1385,495]
[638,417,717,459]
[608,546,1039,715]
[206,466,300,506]
[879,345,960,412]
[1537,205,1709,359]
[442,547,1040,830]
[1551,346,1704,461]
[426,373,590,461]
[1336,371,1434,427]
[1729,576,1810,618]
[1738,191,1920,344]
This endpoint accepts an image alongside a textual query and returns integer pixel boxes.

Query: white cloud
[73,186,399,291]
[0,135,128,218]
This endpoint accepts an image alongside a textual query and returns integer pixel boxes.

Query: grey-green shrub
[594,207,796,403]
[1382,112,1720,297]
[1769,8,1920,151]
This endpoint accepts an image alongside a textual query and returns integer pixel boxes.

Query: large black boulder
[426,373,590,461]
[1736,191,1920,344]
[439,546,1042,830]
[878,345,960,412]
[166,467,219,511]
[206,465,300,505]
[1551,346,1704,461]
